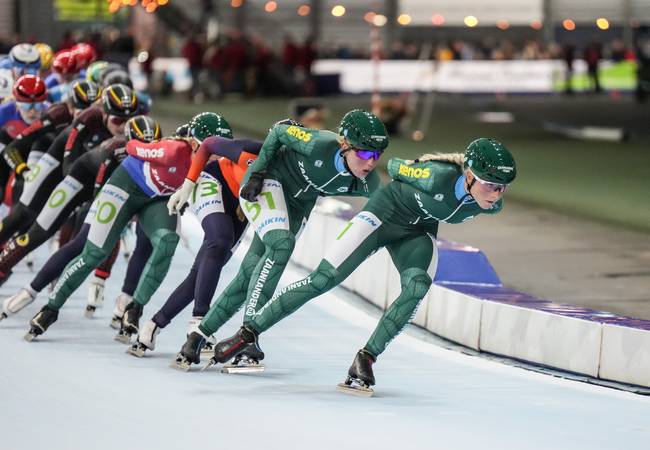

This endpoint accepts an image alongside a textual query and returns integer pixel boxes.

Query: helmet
[69,80,101,109]
[34,43,54,71]
[464,138,516,184]
[174,123,190,138]
[338,109,388,151]
[101,70,132,89]
[99,63,125,84]
[13,75,47,102]
[124,116,162,143]
[71,43,96,71]
[9,44,41,75]
[86,60,108,84]
[188,112,233,142]
[52,50,76,75]
[101,84,138,117]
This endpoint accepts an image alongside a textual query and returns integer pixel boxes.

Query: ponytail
[407,153,465,167]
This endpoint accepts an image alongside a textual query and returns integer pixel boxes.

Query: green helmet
[338,109,388,151]
[86,60,108,84]
[174,123,190,138]
[464,138,516,184]
[188,112,233,142]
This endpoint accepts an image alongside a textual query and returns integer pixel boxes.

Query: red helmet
[13,74,48,102]
[52,50,76,75]
[71,43,97,71]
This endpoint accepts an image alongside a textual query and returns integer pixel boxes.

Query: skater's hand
[167,178,195,215]
[240,172,265,202]
[16,163,30,178]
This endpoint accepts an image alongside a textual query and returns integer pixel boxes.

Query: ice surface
[1,217,649,450]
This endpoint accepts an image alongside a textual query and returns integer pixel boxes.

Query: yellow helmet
[34,43,54,71]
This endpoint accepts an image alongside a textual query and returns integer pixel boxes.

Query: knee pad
[262,229,295,262]
[150,229,180,257]
[310,260,340,292]
[400,268,432,301]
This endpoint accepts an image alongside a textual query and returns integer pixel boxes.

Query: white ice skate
[187,317,216,354]
[128,319,160,357]
[84,276,105,319]
[1,286,37,321]
[110,292,132,329]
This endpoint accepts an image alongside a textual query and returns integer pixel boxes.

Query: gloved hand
[167,178,195,215]
[240,171,265,202]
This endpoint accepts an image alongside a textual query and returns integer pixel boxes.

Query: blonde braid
[406,153,465,167]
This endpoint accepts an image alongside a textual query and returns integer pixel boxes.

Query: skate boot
[115,301,142,344]
[84,276,105,319]
[128,319,160,357]
[110,292,132,329]
[170,331,207,371]
[25,305,59,342]
[336,349,376,397]
[1,286,37,321]
[206,326,265,374]
[187,317,216,355]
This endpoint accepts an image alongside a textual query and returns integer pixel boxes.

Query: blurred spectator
[222,31,248,93]
[635,38,650,103]
[584,42,602,93]
[57,30,74,51]
[562,43,575,95]
[182,33,204,100]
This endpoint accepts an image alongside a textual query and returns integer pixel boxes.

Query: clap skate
[336,349,376,397]
[170,331,206,371]
[127,320,159,358]
[204,326,265,374]
[24,305,58,342]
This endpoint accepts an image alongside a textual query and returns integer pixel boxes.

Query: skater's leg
[363,233,437,357]
[251,210,386,333]
[198,233,265,336]
[30,224,90,292]
[0,202,35,245]
[46,169,146,311]
[121,222,152,296]
[130,199,179,308]
[153,212,234,328]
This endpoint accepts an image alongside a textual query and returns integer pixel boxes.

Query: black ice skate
[24,305,59,342]
[336,349,376,397]
[0,312,7,322]
[115,302,142,343]
[170,331,206,371]
[204,326,265,374]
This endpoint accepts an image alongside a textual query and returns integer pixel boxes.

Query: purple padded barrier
[434,240,502,286]
[445,283,650,331]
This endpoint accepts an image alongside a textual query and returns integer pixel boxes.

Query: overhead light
[464,15,478,27]
[596,18,609,30]
[497,19,509,30]
[562,19,576,31]
[530,20,542,30]
[364,12,376,23]
[373,14,387,27]
[297,4,310,16]
[231,0,242,7]
[397,14,412,26]
[431,14,445,26]
[264,1,277,13]
[331,5,346,17]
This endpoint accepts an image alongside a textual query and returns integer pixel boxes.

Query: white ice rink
[1,224,650,450]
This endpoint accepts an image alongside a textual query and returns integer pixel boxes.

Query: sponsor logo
[246,258,275,315]
[413,193,435,221]
[314,160,323,167]
[286,125,312,142]
[398,164,431,179]
[135,146,164,158]
[497,165,514,172]
[337,186,348,192]
[357,212,380,228]
[434,194,444,201]
[256,216,288,233]
[16,234,29,246]
[268,277,312,302]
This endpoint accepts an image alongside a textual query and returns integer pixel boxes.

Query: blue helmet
[9,44,41,76]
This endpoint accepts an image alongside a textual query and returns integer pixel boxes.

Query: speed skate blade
[127,345,146,358]
[170,355,192,372]
[114,332,131,344]
[221,363,265,374]
[84,306,96,319]
[200,359,217,372]
[0,312,7,322]
[24,332,37,342]
[336,383,374,397]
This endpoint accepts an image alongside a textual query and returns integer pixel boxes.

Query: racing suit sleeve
[185,136,262,182]
[246,124,319,175]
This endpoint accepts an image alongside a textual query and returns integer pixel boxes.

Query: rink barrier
[287,205,650,389]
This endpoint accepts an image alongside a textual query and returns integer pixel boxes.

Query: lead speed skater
[211,138,517,395]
